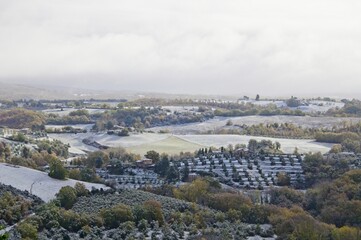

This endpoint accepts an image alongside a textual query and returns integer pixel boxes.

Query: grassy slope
[126,135,205,155]
[72,189,192,218]
[0,163,107,202]
[179,134,332,154]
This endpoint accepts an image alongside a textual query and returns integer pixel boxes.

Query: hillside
[0,163,107,202]
[0,108,46,129]
[0,82,74,100]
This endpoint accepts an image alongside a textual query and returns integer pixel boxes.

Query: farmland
[42,108,107,117]
[50,131,203,156]
[49,130,332,156]
[72,189,192,217]
[178,135,332,154]
[48,132,98,155]
[0,163,106,202]
[92,132,170,148]
[123,134,332,155]
[240,99,344,113]
[148,115,361,134]
[126,135,204,156]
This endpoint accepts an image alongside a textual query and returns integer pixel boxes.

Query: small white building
[0,127,18,138]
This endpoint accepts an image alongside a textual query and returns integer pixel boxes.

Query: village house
[187,173,198,182]
[0,127,18,138]
[136,158,154,168]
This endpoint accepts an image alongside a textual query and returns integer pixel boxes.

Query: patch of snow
[0,163,107,202]
[178,135,332,154]
[148,115,361,134]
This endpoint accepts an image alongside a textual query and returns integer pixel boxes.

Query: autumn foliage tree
[57,186,77,209]
[48,159,67,180]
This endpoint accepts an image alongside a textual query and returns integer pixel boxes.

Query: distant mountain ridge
[0,82,77,100]
[0,82,236,101]
[0,82,133,100]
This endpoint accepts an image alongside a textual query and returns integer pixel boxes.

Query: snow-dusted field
[92,133,169,148]
[0,163,107,202]
[148,115,361,134]
[46,118,339,155]
[293,101,344,113]
[162,105,199,113]
[239,100,286,107]
[49,130,332,155]
[48,132,98,155]
[46,124,96,154]
[49,132,171,154]
[239,100,344,113]
[45,124,94,130]
[42,108,75,116]
[42,108,107,116]
[126,135,204,156]
[178,135,333,154]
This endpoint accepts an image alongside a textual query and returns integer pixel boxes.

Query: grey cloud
[0,0,361,96]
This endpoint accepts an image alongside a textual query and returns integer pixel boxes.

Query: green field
[126,135,205,156]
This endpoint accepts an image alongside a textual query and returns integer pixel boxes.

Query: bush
[100,204,133,229]
[276,172,291,186]
[58,209,88,232]
[145,200,164,225]
[17,222,38,240]
[57,186,77,209]
[269,187,304,208]
[48,159,67,180]
[68,169,81,180]
[74,183,89,197]
[207,193,252,212]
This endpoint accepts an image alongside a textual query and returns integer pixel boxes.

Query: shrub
[57,186,77,209]
[100,204,133,229]
[74,182,89,197]
[48,159,67,180]
[17,222,38,240]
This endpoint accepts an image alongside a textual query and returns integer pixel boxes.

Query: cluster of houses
[98,165,165,189]
[116,169,163,189]
[0,127,19,138]
[58,146,361,192]
[0,126,37,138]
[88,150,306,190]
[179,153,305,190]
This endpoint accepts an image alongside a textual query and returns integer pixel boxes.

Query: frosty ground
[0,163,106,202]
[49,130,332,156]
[148,115,360,134]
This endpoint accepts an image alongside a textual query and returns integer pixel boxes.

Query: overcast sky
[1,0,361,96]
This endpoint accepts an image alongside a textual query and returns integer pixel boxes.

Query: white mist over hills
[0,81,358,100]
